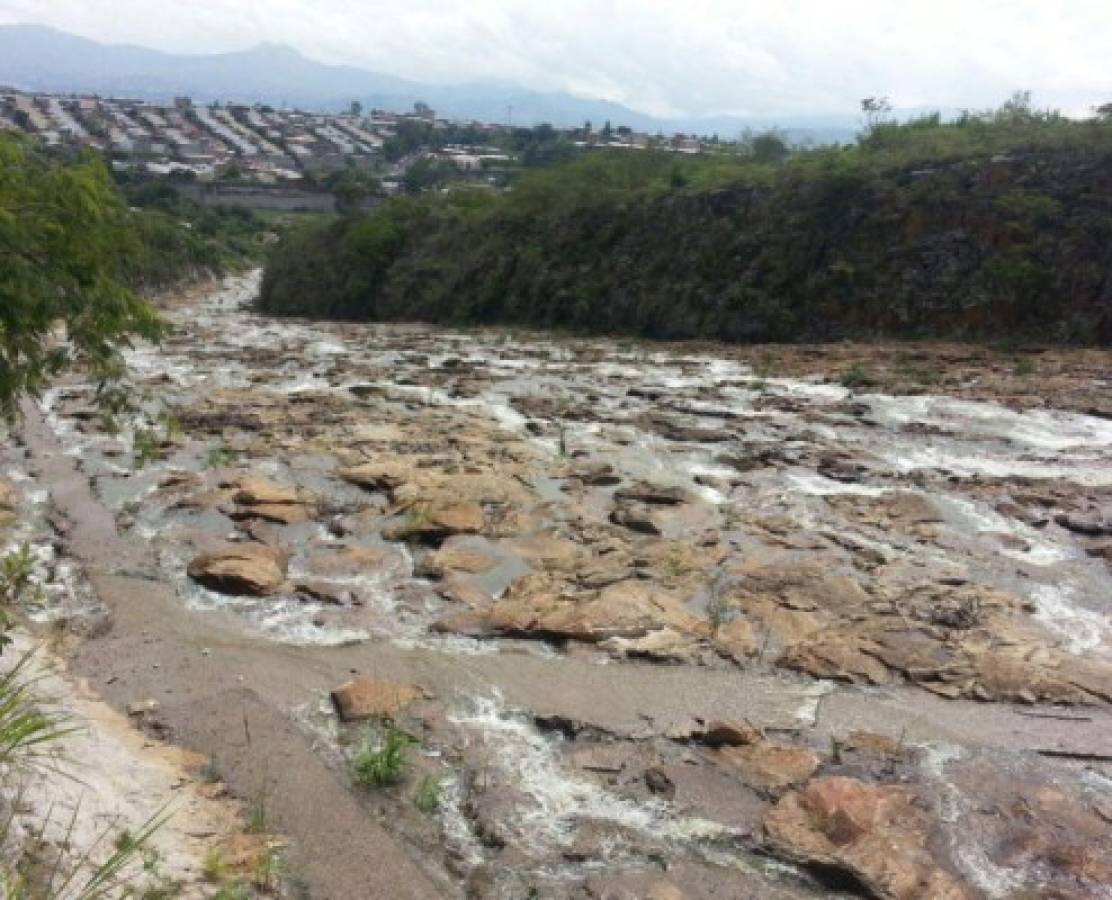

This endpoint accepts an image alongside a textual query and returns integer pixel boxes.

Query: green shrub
[352,728,413,788]
[413,774,442,813]
[839,364,877,390]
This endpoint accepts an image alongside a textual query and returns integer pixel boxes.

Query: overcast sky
[1,0,1109,118]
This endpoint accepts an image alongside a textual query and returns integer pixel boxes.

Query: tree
[0,136,160,420]
[750,130,790,165]
[402,156,455,194]
[861,96,892,131]
[328,167,382,213]
[1095,102,1112,121]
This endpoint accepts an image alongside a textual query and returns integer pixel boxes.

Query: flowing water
[5,270,1111,899]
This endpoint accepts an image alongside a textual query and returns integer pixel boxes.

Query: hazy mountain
[0,23,860,142]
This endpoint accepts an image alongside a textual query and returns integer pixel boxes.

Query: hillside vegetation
[259,99,1112,344]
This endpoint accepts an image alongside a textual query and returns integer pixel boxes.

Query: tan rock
[337,460,416,494]
[720,741,820,791]
[221,475,315,524]
[764,776,971,900]
[601,627,704,663]
[609,502,662,535]
[385,503,485,542]
[294,580,355,605]
[486,578,705,643]
[437,575,493,609]
[329,677,422,722]
[971,649,1089,705]
[224,475,307,506]
[509,533,582,572]
[0,481,15,529]
[228,501,311,525]
[186,542,288,596]
[714,617,758,662]
[0,479,18,510]
[614,481,692,506]
[645,881,686,900]
[306,545,390,576]
[845,731,905,757]
[779,636,891,685]
[420,547,497,577]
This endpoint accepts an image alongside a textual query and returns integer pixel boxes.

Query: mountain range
[0,23,862,142]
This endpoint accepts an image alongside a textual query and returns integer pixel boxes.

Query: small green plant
[894,354,940,386]
[413,774,442,813]
[352,727,413,788]
[2,803,175,900]
[0,545,46,652]
[704,591,734,635]
[118,499,143,518]
[132,428,162,469]
[246,794,268,835]
[253,847,284,892]
[1012,355,1037,376]
[198,756,223,784]
[839,363,876,390]
[156,406,182,443]
[662,547,692,577]
[0,651,78,770]
[211,882,254,900]
[390,506,432,543]
[204,445,241,469]
[201,847,229,884]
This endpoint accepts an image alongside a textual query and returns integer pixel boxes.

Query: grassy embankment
[260,100,1112,344]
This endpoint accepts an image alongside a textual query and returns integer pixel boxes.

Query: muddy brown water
[4,271,1111,899]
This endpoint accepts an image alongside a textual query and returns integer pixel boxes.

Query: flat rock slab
[330,677,423,722]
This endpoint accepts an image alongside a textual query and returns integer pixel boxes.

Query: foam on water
[785,471,888,497]
[180,579,369,647]
[914,742,1028,897]
[1025,582,1109,655]
[448,692,739,853]
[941,497,1073,566]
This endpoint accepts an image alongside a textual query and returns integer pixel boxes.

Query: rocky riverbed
[3,270,1111,899]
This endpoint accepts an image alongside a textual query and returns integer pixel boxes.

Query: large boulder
[415,546,498,578]
[447,577,706,645]
[223,475,315,525]
[187,542,288,596]
[764,776,970,900]
[511,578,703,642]
[384,503,485,543]
[337,460,416,495]
[614,481,692,506]
[330,677,422,722]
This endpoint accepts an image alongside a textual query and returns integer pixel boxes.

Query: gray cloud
[2,0,1110,117]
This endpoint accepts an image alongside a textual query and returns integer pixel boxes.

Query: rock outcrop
[187,542,289,596]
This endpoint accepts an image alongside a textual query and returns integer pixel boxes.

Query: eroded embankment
[3,270,1111,899]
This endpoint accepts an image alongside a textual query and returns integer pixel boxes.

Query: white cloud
[1,0,1110,117]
